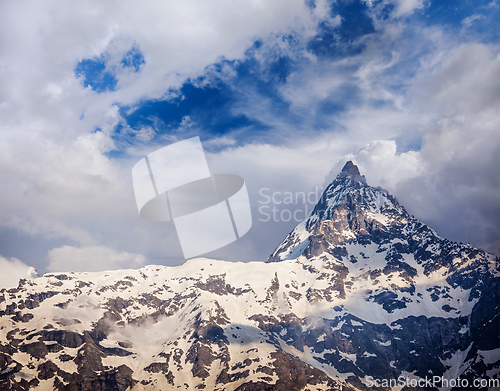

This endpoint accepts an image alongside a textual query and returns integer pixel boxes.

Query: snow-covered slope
[1,162,499,391]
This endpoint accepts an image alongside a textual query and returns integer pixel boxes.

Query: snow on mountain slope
[0,162,499,391]
[0,259,357,390]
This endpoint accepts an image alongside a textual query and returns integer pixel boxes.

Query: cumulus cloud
[46,245,146,273]
[0,0,325,271]
[0,0,498,271]
[347,140,422,188]
[0,256,38,290]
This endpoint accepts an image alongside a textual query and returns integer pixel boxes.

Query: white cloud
[391,0,427,18]
[413,43,500,115]
[135,126,156,142]
[178,116,195,131]
[347,140,422,189]
[461,14,485,27]
[0,0,322,271]
[486,0,499,8]
[0,256,38,289]
[47,245,146,273]
[0,0,498,271]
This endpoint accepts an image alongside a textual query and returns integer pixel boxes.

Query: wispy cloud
[461,14,485,27]
[47,245,146,272]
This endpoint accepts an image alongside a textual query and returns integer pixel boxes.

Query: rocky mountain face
[1,162,499,391]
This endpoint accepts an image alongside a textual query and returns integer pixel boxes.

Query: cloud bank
[46,245,146,273]
[0,0,498,274]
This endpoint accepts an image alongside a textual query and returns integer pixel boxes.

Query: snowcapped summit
[267,161,409,262]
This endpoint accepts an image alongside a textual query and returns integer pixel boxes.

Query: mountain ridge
[1,162,499,390]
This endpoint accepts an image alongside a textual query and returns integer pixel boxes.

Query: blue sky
[74,0,499,149]
[0,0,499,287]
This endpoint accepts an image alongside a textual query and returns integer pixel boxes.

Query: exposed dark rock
[195,274,228,295]
[19,341,49,359]
[144,362,169,373]
[37,360,59,380]
[185,342,216,379]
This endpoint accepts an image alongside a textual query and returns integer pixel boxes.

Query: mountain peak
[339,160,366,183]
[341,160,360,175]
[267,162,409,262]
